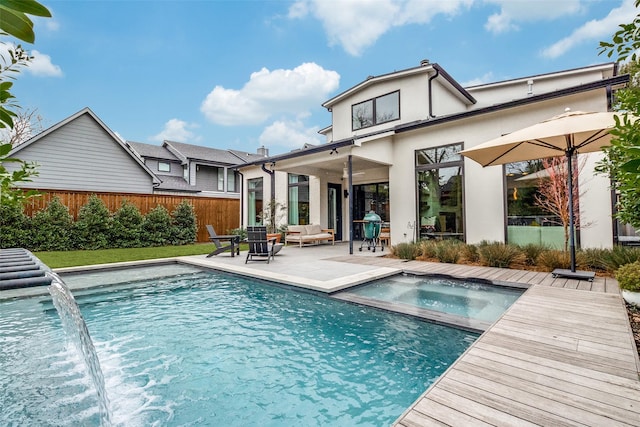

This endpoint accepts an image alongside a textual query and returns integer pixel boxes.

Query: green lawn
[35,243,246,269]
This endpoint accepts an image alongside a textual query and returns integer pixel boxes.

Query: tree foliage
[0,0,50,207]
[597,1,640,229]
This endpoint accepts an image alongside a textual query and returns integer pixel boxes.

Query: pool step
[0,248,52,290]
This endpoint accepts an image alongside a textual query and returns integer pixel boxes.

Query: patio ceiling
[268,150,390,178]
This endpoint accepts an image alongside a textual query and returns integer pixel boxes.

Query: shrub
[110,200,144,248]
[599,246,640,272]
[536,250,571,271]
[228,227,247,241]
[478,242,524,268]
[418,239,438,258]
[171,200,197,245]
[74,195,111,250]
[616,261,640,291]
[461,243,479,263]
[579,248,610,273]
[520,243,548,266]
[30,197,74,251]
[393,242,421,260]
[0,204,29,249]
[434,239,463,264]
[142,205,173,246]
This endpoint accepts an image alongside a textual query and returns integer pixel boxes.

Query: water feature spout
[47,272,112,426]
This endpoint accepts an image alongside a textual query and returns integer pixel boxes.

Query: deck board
[392,283,640,427]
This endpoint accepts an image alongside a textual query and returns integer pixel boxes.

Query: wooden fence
[22,190,240,243]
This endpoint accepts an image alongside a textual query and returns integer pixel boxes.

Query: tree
[0,0,51,207]
[0,107,44,147]
[534,156,587,251]
[597,0,640,229]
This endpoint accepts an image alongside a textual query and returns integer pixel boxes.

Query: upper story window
[352,91,400,130]
[158,161,171,172]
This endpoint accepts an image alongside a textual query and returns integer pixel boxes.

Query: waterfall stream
[47,272,112,426]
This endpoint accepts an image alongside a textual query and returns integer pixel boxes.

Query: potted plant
[616,261,640,307]
[259,198,286,243]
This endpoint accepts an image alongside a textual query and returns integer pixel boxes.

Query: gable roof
[164,140,253,165]
[127,141,180,161]
[9,107,160,185]
[322,61,476,109]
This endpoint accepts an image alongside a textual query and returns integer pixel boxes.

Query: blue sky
[8,0,638,155]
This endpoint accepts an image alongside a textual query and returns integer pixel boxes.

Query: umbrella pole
[566,149,577,273]
[551,146,594,281]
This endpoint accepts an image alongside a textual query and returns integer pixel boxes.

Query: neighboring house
[6,107,159,193]
[237,61,629,251]
[127,140,265,198]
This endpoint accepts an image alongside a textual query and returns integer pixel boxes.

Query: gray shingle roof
[165,141,250,165]
[127,141,180,161]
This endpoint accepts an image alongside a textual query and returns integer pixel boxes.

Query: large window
[505,159,573,249]
[416,143,464,240]
[352,91,399,130]
[248,178,263,226]
[288,174,309,225]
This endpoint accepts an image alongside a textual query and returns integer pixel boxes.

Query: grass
[34,243,246,269]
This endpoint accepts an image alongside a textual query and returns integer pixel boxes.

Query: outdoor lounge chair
[245,226,281,263]
[205,225,240,258]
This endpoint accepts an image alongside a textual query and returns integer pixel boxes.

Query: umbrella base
[552,268,595,282]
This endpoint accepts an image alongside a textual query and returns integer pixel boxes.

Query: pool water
[0,266,477,426]
[342,274,524,329]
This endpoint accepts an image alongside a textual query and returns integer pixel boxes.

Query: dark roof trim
[238,138,355,167]
[432,64,476,104]
[396,74,629,134]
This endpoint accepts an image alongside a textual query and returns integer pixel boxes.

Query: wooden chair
[245,226,277,263]
[205,225,240,258]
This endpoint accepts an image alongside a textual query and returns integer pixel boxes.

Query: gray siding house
[128,140,265,198]
[8,108,159,193]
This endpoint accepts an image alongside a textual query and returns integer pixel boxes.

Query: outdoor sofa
[284,224,335,247]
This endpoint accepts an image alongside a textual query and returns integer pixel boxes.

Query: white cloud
[259,119,323,149]
[541,0,638,59]
[151,118,199,142]
[200,62,339,126]
[27,50,62,77]
[484,0,583,34]
[289,0,472,56]
[462,72,495,87]
[0,44,62,77]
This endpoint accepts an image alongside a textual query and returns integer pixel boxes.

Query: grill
[359,211,383,252]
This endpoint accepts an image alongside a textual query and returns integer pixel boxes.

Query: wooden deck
[328,256,640,426]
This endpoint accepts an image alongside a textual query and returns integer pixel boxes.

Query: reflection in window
[248,178,263,226]
[288,174,309,225]
[352,91,399,130]
[158,161,170,172]
[505,159,577,249]
[416,143,464,240]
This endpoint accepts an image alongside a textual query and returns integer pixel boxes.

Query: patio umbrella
[460,109,621,280]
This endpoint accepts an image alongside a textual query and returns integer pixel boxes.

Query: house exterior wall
[144,158,183,177]
[239,63,618,250]
[330,71,467,141]
[9,113,153,193]
[467,65,614,109]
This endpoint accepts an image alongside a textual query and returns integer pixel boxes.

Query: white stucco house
[237,60,630,252]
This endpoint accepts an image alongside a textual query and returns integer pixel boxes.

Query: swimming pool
[335,274,525,331]
[0,265,477,426]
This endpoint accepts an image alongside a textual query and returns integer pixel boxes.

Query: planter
[622,290,640,308]
[267,233,281,243]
